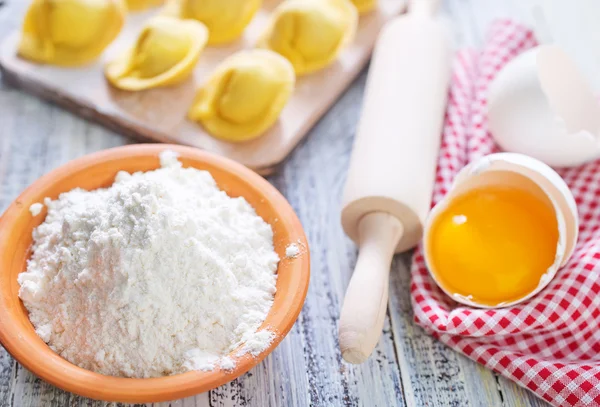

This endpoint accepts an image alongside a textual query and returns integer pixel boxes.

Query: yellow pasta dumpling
[126,0,163,11]
[18,0,126,66]
[104,16,208,91]
[162,0,261,45]
[257,0,357,75]
[351,0,376,14]
[188,49,295,142]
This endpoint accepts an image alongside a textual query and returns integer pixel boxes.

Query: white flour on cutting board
[18,150,277,378]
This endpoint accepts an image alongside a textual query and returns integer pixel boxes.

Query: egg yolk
[427,185,559,306]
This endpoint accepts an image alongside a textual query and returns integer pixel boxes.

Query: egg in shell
[125,0,164,12]
[257,0,358,75]
[488,45,600,168]
[18,0,126,66]
[188,49,295,142]
[423,153,578,308]
[104,16,208,91]
[161,0,261,45]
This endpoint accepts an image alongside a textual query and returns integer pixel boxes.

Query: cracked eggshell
[423,152,578,308]
[488,45,600,168]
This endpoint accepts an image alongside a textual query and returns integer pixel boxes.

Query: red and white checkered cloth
[411,20,600,407]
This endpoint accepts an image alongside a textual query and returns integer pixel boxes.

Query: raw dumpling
[188,49,295,142]
[257,0,357,75]
[105,16,208,91]
[162,0,261,45]
[351,0,376,14]
[126,0,163,11]
[18,0,126,66]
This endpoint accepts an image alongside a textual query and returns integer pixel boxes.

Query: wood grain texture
[0,0,405,176]
[0,0,561,406]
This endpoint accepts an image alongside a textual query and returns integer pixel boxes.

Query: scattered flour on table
[18,150,279,378]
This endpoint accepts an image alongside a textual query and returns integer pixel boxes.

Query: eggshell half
[488,45,600,168]
[423,152,578,308]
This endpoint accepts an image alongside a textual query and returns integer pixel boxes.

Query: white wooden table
[0,1,568,406]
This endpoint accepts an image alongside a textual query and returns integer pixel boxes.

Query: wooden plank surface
[0,0,580,406]
[0,0,405,175]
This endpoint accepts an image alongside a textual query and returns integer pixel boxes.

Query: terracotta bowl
[0,144,310,402]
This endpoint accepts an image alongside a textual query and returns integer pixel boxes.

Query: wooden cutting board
[0,0,406,175]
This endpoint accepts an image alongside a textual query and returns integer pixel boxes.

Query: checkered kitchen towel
[411,20,600,407]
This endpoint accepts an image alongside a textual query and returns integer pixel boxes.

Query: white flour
[18,151,279,378]
[29,202,43,216]
[285,243,300,258]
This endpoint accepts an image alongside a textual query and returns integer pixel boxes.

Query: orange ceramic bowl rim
[0,144,310,403]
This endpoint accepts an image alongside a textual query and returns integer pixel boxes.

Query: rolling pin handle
[338,212,404,364]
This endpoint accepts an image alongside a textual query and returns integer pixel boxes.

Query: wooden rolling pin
[339,0,453,364]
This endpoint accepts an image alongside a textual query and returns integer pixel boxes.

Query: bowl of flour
[0,144,309,402]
